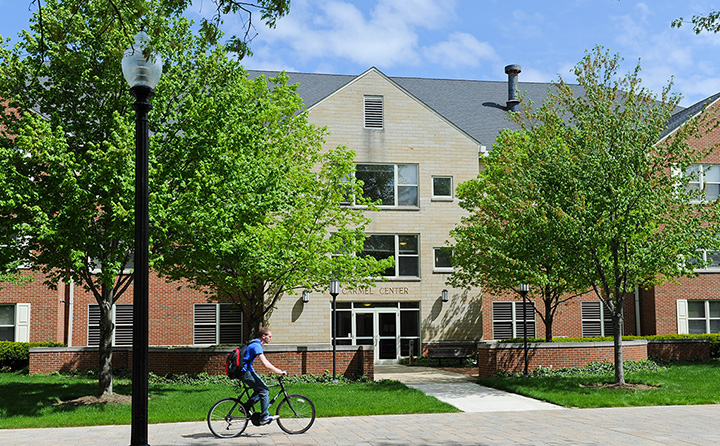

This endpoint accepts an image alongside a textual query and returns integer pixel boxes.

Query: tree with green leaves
[21,0,289,57]
[448,119,589,341]
[672,11,720,34]
[150,36,392,335]
[0,0,158,396]
[480,46,720,384]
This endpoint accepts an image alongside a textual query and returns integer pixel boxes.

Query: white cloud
[422,32,498,68]
[242,0,460,69]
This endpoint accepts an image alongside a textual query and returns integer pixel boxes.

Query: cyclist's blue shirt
[241,339,263,373]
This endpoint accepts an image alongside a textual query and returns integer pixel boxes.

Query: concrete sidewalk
[374,364,563,412]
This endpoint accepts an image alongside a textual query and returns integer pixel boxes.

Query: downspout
[68,279,74,347]
[634,286,641,336]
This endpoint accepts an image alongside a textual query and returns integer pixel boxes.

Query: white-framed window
[0,303,30,342]
[361,234,419,278]
[686,164,720,202]
[581,301,614,337]
[354,163,418,208]
[492,301,535,340]
[193,303,243,345]
[432,176,453,200]
[433,247,453,272]
[364,95,384,129]
[677,299,720,334]
[693,248,720,271]
[88,304,133,346]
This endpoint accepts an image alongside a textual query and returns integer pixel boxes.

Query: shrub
[495,359,664,378]
[0,341,63,371]
[497,334,720,358]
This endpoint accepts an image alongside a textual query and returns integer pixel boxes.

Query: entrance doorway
[334,302,420,363]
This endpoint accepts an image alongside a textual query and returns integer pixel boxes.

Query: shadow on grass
[0,379,133,418]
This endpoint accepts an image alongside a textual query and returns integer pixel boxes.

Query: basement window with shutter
[492,301,535,340]
[580,301,614,337]
[364,95,384,129]
[87,304,133,347]
[193,303,243,345]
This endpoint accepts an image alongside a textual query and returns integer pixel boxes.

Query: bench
[427,347,473,366]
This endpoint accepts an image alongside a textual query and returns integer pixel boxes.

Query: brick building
[2,65,719,366]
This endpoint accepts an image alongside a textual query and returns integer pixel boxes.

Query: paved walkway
[1,365,719,445]
[374,364,562,412]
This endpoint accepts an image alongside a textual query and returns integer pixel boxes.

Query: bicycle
[207,374,316,438]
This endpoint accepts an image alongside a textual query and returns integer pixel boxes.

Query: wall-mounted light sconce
[441,289,449,303]
[302,290,310,303]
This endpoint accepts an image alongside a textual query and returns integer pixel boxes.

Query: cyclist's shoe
[260,415,279,425]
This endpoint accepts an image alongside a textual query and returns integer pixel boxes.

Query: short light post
[122,30,162,446]
[329,278,340,381]
[518,283,530,378]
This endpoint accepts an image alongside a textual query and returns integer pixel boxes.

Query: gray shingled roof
[660,92,720,140]
[247,68,685,148]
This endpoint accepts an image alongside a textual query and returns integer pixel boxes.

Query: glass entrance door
[354,310,399,362]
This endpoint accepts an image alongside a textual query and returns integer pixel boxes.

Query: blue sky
[2,0,720,107]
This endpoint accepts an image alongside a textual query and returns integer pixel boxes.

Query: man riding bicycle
[240,327,287,425]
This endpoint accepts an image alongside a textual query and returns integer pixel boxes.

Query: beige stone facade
[268,68,484,359]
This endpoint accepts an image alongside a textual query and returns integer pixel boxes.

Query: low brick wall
[477,340,648,377]
[647,338,711,361]
[29,344,374,379]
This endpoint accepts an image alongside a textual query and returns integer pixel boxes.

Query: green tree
[494,47,720,384]
[0,0,155,396]
[19,0,289,57]
[150,34,392,335]
[449,119,588,341]
[672,11,720,34]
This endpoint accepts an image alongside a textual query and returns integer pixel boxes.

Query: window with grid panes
[0,305,15,341]
[581,301,614,337]
[87,304,133,346]
[193,303,243,345]
[361,234,419,277]
[492,301,535,340]
[686,164,720,201]
[687,300,720,334]
[354,164,418,208]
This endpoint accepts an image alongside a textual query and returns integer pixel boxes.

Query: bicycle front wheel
[207,397,249,438]
[276,394,316,434]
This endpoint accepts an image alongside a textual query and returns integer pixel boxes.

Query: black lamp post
[122,30,162,446]
[329,278,340,381]
[518,283,530,378]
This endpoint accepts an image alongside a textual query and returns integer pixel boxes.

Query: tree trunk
[97,287,114,396]
[612,312,625,385]
[544,303,554,342]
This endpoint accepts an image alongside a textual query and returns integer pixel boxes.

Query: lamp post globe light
[518,283,530,378]
[329,278,340,381]
[122,29,162,446]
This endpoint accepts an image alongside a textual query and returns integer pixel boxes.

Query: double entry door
[354,309,399,363]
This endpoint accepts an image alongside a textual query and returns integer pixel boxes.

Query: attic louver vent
[364,95,384,129]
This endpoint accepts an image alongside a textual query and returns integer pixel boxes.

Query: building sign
[341,287,410,295]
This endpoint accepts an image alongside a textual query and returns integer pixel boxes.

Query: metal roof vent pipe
[505,64,522,112]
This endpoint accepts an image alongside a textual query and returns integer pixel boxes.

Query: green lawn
[0,372,459,429]
[477,360,720,408]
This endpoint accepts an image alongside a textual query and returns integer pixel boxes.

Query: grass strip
[477,359,720,408]
[0,371,458,429]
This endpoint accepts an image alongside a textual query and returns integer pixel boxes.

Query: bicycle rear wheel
[207,397,249,438]
[276,394,316,434]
